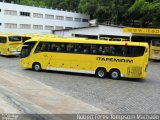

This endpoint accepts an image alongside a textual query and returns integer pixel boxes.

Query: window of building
[4,10,17,15]
[5,23,17,29]
[0,9,1,12]
[82,19,89,22]
[55,26,63,30]
[20,12,30,17]
[56,15,64,20]
[33,13,43,18]
[20,24,31,29]
[65,17,73,21]
[74,18,81,22]
[45,14,54,19]
[0,23,2,26]
[33,25,43,30]
[45,26,54,30]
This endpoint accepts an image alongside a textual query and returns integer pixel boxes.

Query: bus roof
[25,37,149,47]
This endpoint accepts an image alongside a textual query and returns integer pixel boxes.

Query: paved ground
[0,56,160,114]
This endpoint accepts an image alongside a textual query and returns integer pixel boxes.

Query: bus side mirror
[16,45,28,52]
[16,45,23,52]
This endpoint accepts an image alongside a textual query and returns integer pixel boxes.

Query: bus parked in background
[21,34,32,43]
[0,34,22,55]
[150,39,160,60]
[20,38,149,79]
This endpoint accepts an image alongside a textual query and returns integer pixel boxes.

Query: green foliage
[4,0,160,27]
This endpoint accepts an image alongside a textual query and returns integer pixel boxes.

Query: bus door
[46,42,68,69]
[20,42,37,68]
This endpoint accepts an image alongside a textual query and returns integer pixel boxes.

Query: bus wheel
[109,69,120,79]
[33,62,41,71]
[96,68,107,78]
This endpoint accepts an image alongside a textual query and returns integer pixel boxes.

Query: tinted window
[0,36,7,43]
[152,40,160,46]
[21,42,36,58]
[22,37,31,43]
[35,42,51,53]
[126,46,145,57]
[9,36,21,41]
[34,42,145,57]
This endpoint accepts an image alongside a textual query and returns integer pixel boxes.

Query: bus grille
[127,67,142,78]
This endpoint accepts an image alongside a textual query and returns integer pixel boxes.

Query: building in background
[52,24,160,44]
[0,2,90,34]
[52,24,132,40]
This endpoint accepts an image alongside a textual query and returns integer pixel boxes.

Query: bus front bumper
[10,50,20,55]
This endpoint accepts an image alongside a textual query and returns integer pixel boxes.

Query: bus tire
[109,69,120,79]
[95,68,107,78]
[33,62,41,71]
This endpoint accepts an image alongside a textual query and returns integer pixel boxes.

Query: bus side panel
[29,52,52,69]
[0,43,8,55]
[47,53,95,74]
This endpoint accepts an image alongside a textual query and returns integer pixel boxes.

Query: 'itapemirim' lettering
[97,57,133,63]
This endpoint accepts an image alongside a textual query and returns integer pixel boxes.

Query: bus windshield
[22,37,31,43]
[152,40,160,46]
[9,36,21,42]
[21,42,36,58]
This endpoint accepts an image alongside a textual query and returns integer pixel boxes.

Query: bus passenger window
[92,49,97,54]
[99,46,103,53]
[102,50,106,54]
[83,49,89,53]
[50,43,56,52]
[74,48,78,52]
[66,44,74,52]
[56,47,61,52]
[35,43,42,53]
[110,46,115,55]
[104,46,110,55]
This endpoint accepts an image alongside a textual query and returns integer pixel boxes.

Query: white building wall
[0,2,90,34]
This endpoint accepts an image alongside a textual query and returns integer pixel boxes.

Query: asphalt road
[0,55,160,114]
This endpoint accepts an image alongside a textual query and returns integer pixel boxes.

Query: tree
[3,0,160,27]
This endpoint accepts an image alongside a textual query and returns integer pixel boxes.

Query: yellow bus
[20,38,149,79]
[0,34,22,55]
[150,39,160,60]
